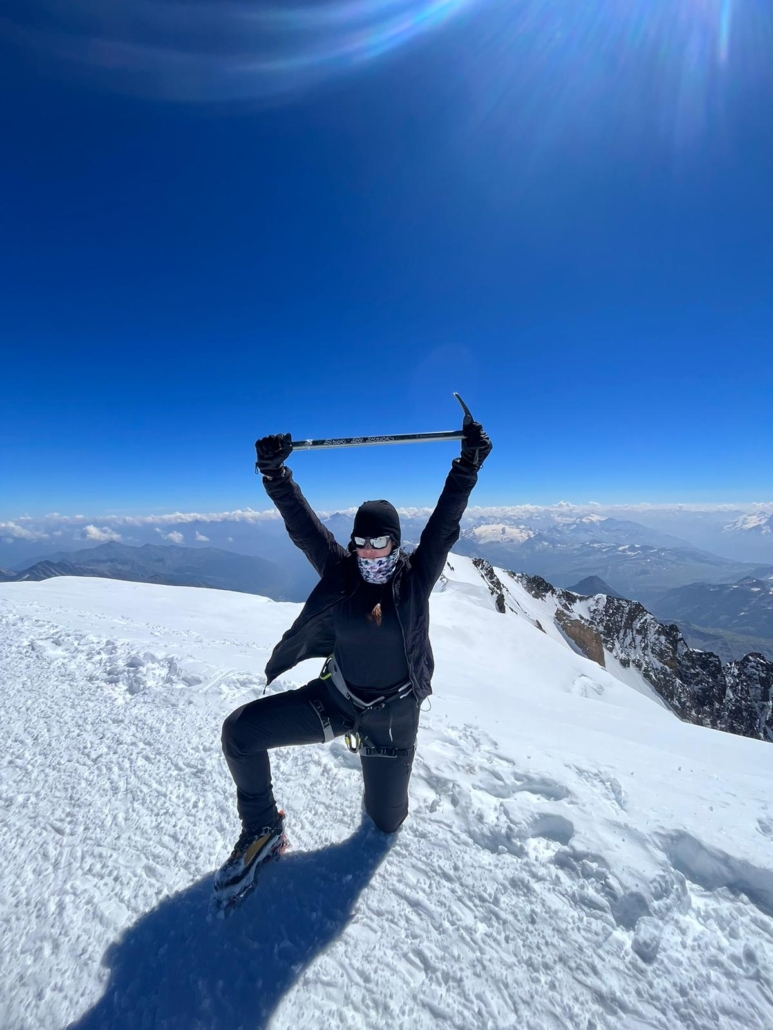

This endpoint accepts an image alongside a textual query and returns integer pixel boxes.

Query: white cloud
[28,507,283,529]
[83,525,122,543]
[154,528,184,544]
[4,499,773,548]
[464,501,773,519]
[0,521,50,542]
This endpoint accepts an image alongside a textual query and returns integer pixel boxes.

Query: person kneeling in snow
[214,420,492,904]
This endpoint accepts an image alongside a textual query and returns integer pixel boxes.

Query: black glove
[256,433,293,479]
[459,421,492,470]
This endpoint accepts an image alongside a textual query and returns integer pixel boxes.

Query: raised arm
[257,433,347,578]
[410,421,493,589]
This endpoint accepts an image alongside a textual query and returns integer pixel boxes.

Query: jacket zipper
[392,572,415,693]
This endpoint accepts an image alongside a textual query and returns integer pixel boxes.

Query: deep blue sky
[2,0,772,518]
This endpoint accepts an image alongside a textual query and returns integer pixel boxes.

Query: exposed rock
[472,558,507,614]
[722,654,773,740]
[555,610,606,667]
[509,572,773,744]
[518,574,555,602]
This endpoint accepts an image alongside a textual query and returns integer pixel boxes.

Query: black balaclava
[352,500,401,547]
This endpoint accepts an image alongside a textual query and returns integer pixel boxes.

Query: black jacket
[263,460,480,702]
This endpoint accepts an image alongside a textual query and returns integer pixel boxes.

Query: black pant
[221,678,420,834]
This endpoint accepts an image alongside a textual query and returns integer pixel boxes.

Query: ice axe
[255,393,474,472]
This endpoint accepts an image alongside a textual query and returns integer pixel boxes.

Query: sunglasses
[352,535,391,550]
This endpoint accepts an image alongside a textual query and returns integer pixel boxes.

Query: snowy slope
[1,557,772,1030]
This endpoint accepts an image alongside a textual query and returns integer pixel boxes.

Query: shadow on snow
[67,818,394,1030]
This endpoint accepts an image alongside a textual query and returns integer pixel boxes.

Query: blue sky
[2,0,772,519]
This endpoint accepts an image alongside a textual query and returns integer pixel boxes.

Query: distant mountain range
[451,519,772,608]
[5,501,773,569]
[646,574,773,661]
[651,574,773,637]
[5,542,301,600]
[325,512,772,608]
[8,515,773,660]
[724,511,773,538]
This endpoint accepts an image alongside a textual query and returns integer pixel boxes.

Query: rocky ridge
[469,559,773,744]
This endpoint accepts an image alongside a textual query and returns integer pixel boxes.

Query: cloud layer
[3,500,773,549]
[2,502,772,571]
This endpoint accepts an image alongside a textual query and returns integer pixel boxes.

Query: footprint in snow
[573,767,626,810]
[476,770,570,802]
[571,674,605,698]
[526,813,575,846]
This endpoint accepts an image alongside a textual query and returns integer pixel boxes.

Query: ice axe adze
[255,393,474,472]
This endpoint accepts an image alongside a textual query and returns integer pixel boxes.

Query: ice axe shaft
[290,429,465,451]
[257,393,474,460]
[287,392,471,450]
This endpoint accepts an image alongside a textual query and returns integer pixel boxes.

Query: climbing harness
[320,655,415,756]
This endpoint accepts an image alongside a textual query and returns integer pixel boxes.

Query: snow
[466,524,535,544]
[1,558,772,1030]
[725,513,772,533]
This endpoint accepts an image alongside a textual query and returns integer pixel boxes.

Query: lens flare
[452,0,771,154]
[2,0,766,124]
[2,0,480,101]
[718,0,733,64]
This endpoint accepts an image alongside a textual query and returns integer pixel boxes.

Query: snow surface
[465,524,535,544]
[1,557,772,1030]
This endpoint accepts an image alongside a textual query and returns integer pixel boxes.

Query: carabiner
[345,731,362,754]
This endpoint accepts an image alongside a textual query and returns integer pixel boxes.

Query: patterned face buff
[357,548,400,584]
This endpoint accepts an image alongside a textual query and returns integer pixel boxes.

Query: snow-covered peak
[462,523,535,544]
[724,512,773,534]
